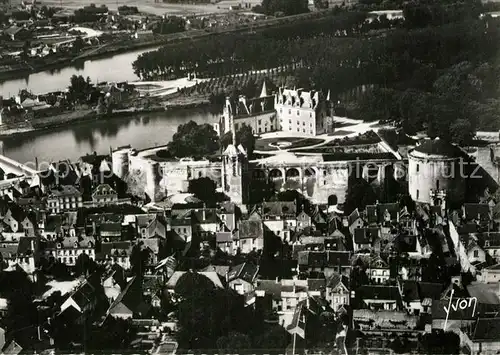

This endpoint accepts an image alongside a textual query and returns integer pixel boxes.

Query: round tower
[112,147,131,180]
[408,138,465,205]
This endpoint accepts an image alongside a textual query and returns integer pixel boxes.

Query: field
[40,0,241,15]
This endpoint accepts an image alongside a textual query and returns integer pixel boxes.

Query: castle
[214,83,335,138]
[111,85,415,207]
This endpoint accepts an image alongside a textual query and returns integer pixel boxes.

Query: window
[436,180,440,190]
[280,108,282,113]
[416,190,419,199]
[416,164,419,172]
[310,113,312,118]
[303,121,305,126]
[297,128,300,132]
[288,109,291,114]
[289,119,291,124]
[258,119,262,125]
[297,110,300,116]
[303,129,305,133]
[474,250,479,257]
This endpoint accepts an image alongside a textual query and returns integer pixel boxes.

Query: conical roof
[260,81,268,98]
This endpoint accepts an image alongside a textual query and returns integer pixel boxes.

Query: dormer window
[74,242,78,248]
[57,243,62,248]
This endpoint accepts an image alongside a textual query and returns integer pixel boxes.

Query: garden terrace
[255,137,325,152]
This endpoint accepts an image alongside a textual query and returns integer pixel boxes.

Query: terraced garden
[255,137,325,151]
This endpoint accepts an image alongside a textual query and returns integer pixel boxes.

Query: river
[0,108,219,164]
[0,46,159,96]
[0,46,221,165]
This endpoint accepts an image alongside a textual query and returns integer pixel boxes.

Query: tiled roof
[358,285,400,301]
[348,208,361,226]
[262,201,297,217]
[238,220,263,240]
[463,203,491,221]
[228,262,259,283]
[472,318,500,341]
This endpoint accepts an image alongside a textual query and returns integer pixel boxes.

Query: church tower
[221,112,249,205]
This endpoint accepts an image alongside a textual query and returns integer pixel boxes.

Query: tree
[0,270,38,346]
[130,243,149,277]
[75,252,96,276]
[217,332,252,353]
[344,177,377,214]
[167,121,219,158]
[175,274,254,350]
[418,331,460,354]
[450,119,474,146]
[313,0,328,9]
[68,75,93,104]
[253,325,290,354]
[188,177,217,205]
[174,271,216,300]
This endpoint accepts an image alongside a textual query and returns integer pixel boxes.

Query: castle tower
[408,138,465,205]
[221,113,248,205]
[145,161,163,203]
[111,146,131,180]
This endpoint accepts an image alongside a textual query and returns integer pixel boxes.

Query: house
[47,235,96,266]
[217,202,239,231]
[216,231,235,254]
[0,237,38,275]
[366,255,390,284]
[92,183,118,205]
[169,209,193,242]
[365,202,400,225]
[254,278,325,328]
[2,203,34,233]
[357,285,401,311]
[287,296,333,341]
[348,208,364,235]
[353,227,379,253]
[227,262,259,295]
[59,279,106,320]
[98,241,133,270]
[325,274,349,311]
[462,203,491,225]
[297,210,312,229]
[106,276,150,320]
[297,251,352,277]
[3,25,31,41]
[467,318,500,354]
[102,264,126,302]
[260,201,297,241]
[479,264,500,283]
[47,185,83,213]
[235,219,264,253]
[398,281,443,315]
[479,232,500,261]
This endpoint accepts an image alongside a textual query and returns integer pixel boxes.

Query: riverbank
[0,98,212,138]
